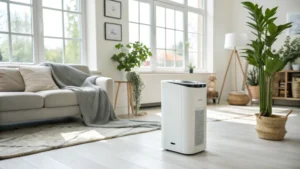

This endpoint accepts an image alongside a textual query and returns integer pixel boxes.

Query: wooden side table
[114,81,134,116]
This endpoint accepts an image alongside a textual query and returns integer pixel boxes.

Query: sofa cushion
[37,90,78,108]
[0,68,25,92]
[0,92,44,111]
[19,66,59,92]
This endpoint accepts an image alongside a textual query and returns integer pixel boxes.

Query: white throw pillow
[19,66,59,92]
[0,68,25,92]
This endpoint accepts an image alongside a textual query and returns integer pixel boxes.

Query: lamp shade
[224,33,248,50]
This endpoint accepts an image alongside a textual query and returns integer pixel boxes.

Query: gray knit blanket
[40,63,160,128]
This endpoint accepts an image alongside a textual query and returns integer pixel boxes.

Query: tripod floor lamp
[217,33,252,104]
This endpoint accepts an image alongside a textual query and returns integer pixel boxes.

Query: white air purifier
[161,80,207,154]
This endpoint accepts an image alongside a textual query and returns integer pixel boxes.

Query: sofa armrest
[95,77,114,104]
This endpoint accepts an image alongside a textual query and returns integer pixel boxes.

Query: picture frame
[105,22,122,41]
[104,0,122,19]
[287,13,300,35]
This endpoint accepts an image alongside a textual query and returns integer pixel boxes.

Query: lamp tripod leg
[218,50,234,104]
[236,51,253,105]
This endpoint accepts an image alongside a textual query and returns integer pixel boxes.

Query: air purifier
[161,80,207,154]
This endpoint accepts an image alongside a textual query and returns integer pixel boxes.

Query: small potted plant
[187,63,195,73]
[111,42,152,115]
[247,67,259,100]
[278,36,300,70]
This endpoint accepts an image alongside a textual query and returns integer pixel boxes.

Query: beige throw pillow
[19,66,59,92]
[0,68,25,92]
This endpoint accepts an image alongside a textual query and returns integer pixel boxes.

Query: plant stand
[114,81,147,117]
[114,81,134,117]
[218,48,252,105]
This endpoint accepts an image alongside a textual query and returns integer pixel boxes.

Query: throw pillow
[19,66,59,92]
[0,68,25,92]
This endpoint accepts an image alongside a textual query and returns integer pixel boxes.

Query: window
[43,0,83,64]
[156,6,184,68]
[0,0,34,63]
[129,0,151,67]
[129,0,206,72]
[188,12,203,68]
[0,0,85,64]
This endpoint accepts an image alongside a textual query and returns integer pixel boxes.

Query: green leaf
[268,22,278,35]
[242,1,256,11]
[265,57,287,76]
[246,56,259,67]
[115,43,123,49]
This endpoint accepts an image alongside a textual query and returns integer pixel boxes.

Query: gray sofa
[0,65,113,125]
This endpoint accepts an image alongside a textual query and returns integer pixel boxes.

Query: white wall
[213,0,234,101]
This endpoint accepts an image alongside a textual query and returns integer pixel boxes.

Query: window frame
[131,0,207,73]
[0,0,86,65]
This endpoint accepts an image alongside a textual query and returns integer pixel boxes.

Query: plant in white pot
[242,1,293,140]
[247,67,259,100]
[278,36,300,70]
[111,42,152,116]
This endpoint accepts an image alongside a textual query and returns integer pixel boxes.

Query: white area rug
[0,119,159,160]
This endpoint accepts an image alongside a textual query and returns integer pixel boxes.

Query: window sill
[138,71,215,75]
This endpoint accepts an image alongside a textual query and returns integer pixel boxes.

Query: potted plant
[187,63,195,73]
[242,1,293,140]
[111,42,152,115]
[247,67,259,100]
[278,36,300,70]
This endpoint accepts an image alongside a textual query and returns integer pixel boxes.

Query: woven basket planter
[227,91,250,105]
[255,114,287,141]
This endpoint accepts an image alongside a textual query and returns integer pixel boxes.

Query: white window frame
[131,0,207,73]
[0,0,86,65]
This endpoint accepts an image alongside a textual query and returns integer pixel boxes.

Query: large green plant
[242,1,292,117]
[111,42,152,72]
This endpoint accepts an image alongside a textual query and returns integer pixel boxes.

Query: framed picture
[104,0,121,19]
[287,13,300,35]
[105,22,122,41]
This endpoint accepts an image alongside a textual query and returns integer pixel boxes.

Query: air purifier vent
[195,109,205,146]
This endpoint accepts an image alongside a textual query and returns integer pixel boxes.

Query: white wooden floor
[1,105,300,169]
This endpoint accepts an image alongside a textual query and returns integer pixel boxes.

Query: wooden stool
[114,81,134,116]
